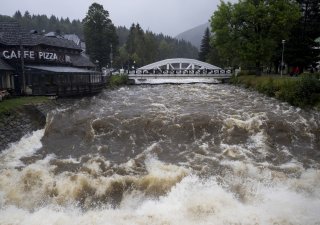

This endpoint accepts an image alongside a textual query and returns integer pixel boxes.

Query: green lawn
[0,96,49,114]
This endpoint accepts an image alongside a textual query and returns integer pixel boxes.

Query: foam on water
[1,172,320,225]
[0,129,45,168]
[0,84,319,224]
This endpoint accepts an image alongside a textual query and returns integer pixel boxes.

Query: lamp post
[281,40,285,77]
[110,44,113,72]
[95,60,99,72]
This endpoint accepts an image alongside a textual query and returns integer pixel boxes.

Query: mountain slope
[175,22,210,49]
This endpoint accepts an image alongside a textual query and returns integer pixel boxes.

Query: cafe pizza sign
[1,50,62,61]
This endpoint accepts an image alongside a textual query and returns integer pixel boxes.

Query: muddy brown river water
[0,84,320,225]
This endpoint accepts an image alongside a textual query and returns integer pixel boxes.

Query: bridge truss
[135,58,231,74]
[128,58,232,84]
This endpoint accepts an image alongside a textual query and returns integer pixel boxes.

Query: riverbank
[0,96,50,114]
[230,74,320,110]
[0,97,74,151]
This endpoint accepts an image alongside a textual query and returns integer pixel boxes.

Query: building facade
[0,22,105,96]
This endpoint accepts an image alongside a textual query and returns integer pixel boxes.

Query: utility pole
[19,33,26,95]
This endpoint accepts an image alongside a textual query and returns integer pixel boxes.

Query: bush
[255,77,276,97]
[275,79,298,105]
[231,75,320,109]
[301,72,320,80]
[108,74,128,87]
[293,75,320,107]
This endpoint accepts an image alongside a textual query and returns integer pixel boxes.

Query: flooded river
[0,84,320,225]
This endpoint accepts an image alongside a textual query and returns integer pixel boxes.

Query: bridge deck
[128,74,232,78]
[128,74,232,84]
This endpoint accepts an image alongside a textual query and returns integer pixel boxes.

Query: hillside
[175,22,210,49]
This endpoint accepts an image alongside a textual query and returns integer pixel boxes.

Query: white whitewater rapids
[0,84,319,225]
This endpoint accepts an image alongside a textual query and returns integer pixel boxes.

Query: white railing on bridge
[131,69,232,76]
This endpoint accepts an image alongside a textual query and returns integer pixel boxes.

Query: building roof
[45,32,62,38]
[0,21,82,51]
[70,53,95,68]
[26,65,97,74]
[0,58,14,71]
[63,34,81,45]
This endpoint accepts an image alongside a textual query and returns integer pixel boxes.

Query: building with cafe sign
[0,21,105,96]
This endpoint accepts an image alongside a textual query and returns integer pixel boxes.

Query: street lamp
[95,60,99,72]
[110,44,113,70]
[281,40,285,77]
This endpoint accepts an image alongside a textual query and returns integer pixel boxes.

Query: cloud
[0,0,228,36]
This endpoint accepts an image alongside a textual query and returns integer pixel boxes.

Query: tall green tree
[158,39,172,59]
[207,44,223,67]
[13,11,22,20]
[210,2,240,68]
[83,3,118,68]
[144,31,158,64]
[114,46,129,69]
[211,0,300,75]
[199,27,211,62]
[285,0,320,70]
[125,23,146,66]
[117,26,130,46]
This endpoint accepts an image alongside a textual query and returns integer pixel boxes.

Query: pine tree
[199,27,211,62]
[125,23,146,66]
[13,11,22,20]
[83,3,118,68]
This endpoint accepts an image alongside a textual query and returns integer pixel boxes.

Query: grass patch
[0,96,49,114]
[231,73,320,109]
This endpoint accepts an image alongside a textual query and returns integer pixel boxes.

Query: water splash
[0,84,319,224]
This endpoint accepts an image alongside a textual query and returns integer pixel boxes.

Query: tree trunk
[255,61,261,76]
[274,61,279,74]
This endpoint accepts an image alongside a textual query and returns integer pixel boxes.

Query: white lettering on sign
[11,51,17,59]
[38,52,44,59]
[38,52,58,60]
[1,50,58,61]
[30,51,35,59]
[3,51,10,59]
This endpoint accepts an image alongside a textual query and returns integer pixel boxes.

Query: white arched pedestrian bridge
[128,58,232,84]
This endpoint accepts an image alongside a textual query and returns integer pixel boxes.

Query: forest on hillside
[0,11,83,38]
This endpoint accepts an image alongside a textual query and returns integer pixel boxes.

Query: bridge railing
[130,69,233,76]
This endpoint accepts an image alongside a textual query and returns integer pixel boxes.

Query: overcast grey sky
[0,0,234,37]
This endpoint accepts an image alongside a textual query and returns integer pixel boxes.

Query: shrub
[255,77,276,97]
[236,69,257,76]
[301,72,320,80]
[108,74,128,87]
[231,75,320,109]
[275,79,298,105]
[293,75,320,107]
